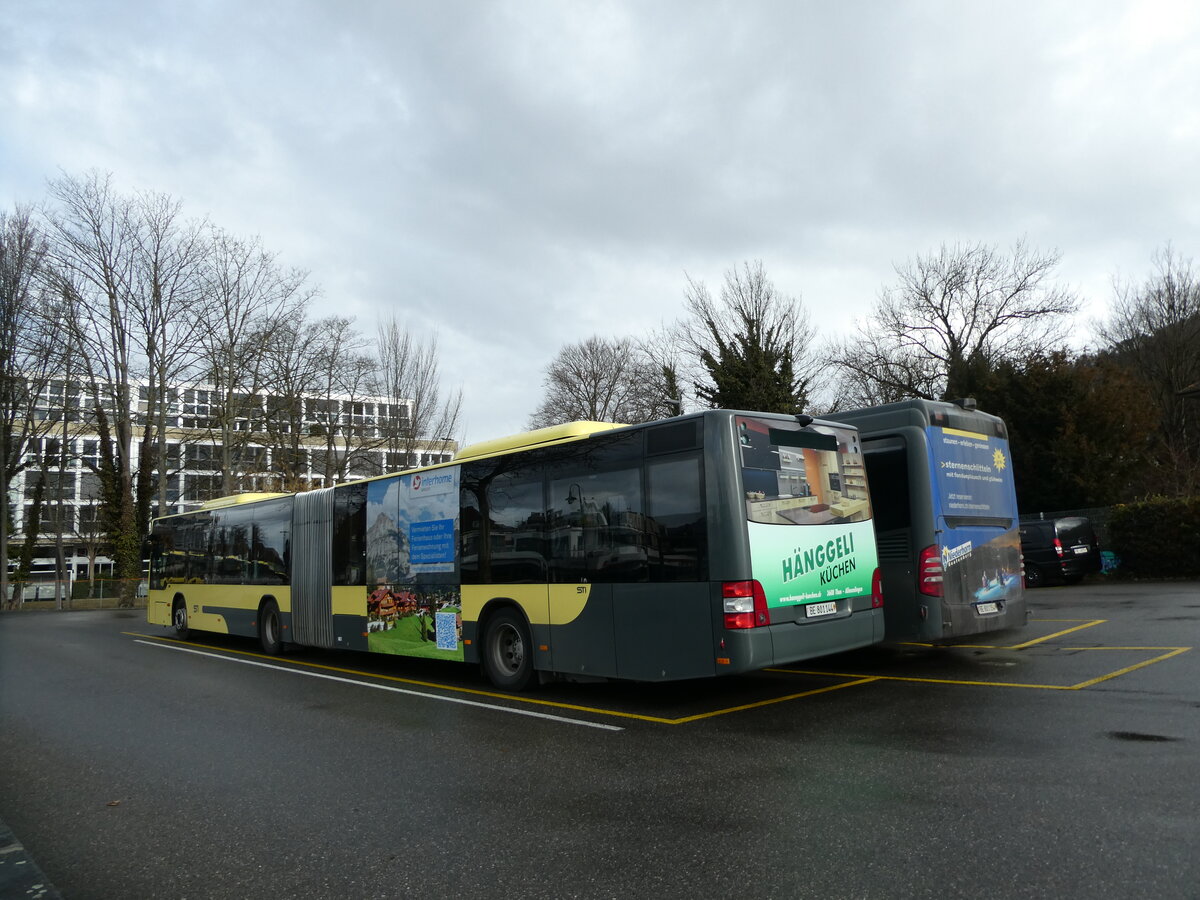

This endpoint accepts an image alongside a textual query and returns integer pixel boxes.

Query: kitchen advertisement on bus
[737,415,879,612]
[749,519,879,610]
[927,425,1022,614]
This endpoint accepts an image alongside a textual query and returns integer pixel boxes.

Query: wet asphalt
[0,579,1196,898]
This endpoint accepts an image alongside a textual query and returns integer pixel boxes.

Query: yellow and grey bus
[147,410,885,689]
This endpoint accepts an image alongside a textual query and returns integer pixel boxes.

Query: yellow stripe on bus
[941,426,988,440]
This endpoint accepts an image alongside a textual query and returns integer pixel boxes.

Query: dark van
[1019,517,1102,587]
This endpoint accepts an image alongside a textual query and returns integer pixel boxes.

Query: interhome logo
[411,471,455,494]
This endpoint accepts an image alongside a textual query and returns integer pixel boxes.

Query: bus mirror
[795,414,814,427]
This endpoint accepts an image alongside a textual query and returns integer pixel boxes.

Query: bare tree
[831,239,1079,402]
[631,324,689,419]
[130,191,208,519]
[75,490,106,597]
[822,339,941,411]
[42,172,147,605]
[681,261,819,414]
[259,314,326,490]
[0,204,57,607]
[194,226,311,496]
[1099,244,1200,495]
[527,335,666,429]
[374,315,462,467]
[305,316,380,482]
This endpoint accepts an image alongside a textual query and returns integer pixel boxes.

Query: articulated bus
[148,410,885,689]
[827,398,1026,643]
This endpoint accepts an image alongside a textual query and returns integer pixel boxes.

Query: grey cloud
[1,0,1197,441]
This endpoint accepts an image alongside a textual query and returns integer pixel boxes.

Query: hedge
[1108,497,1200,578]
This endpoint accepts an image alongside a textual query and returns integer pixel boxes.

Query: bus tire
[172,598,190,640]
[481,607,534,691]
[259,599,283,655]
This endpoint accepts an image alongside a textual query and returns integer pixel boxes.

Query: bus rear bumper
[722,607,885,673]
[940,593,1028,639]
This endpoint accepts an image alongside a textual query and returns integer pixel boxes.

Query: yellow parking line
[774,667,1075,690]
[665,677,880,723]
[898,619,1106,652]
[127,632,876,726]
[1005,620,1105,648]
[779,643,1192,691]
[130,629,1192,722]
[942,643,998,649]
[1068,646,1192,651]
[128,631,680,723]
[1069,647,1192,689]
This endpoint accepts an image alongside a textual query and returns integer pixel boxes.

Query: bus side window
[862,437,911,531]
[153,523,184,589]
[460,459,547,585]
[548,465,646,584]
[646,453,706,582]
[213,507,252,584]
[183,513,213,583]
[252,497,293,586]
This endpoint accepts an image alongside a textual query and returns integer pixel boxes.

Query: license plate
[976,601,999,615]
[1073,547,1089,555]
[806,601,837,618]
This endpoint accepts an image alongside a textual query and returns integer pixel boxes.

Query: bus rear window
[737,416,872,526]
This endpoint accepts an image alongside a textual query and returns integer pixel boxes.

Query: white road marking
[135,640,623,731]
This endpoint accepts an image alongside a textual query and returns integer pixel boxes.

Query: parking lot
[1,578,1196,898]
[123,579,1191,730]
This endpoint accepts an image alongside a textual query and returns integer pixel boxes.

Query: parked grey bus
[827,398,1027,642]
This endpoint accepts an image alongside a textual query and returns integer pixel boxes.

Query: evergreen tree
[683,261,815,414]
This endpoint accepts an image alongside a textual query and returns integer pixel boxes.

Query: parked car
[1019,517,1103,587]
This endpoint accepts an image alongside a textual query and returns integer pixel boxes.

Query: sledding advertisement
[927,425,1022,610]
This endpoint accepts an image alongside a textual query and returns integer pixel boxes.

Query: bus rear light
[918,545,944,597]
[871,567,884,608]
[722,580,770,629]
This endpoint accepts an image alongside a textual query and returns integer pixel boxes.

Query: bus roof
[454,420,628,462]
[199,492,291,510]
[826,397,1005,433]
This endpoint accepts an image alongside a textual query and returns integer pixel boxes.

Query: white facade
[10,379,457,541]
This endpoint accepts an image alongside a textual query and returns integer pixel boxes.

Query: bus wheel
[172,599,190,640]
[259,599,283,655]
[482,608,534,691]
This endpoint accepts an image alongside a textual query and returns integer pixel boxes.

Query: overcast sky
[3,1,1198,444]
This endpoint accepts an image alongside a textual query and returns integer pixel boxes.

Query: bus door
[925,424,1023,635]
[291,487,337,648]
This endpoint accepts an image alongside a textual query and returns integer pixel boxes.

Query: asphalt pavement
[0,580,1196,898]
